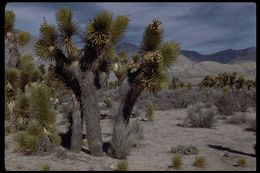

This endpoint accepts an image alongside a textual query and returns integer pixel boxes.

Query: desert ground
[5,104,256,171]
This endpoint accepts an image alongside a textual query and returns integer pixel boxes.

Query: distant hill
[181,47,256,64]
[115,41,139,58]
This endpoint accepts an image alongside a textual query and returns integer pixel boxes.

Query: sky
[5,2,256,54]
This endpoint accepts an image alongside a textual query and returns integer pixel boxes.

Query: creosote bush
[172,154,182,170]
[184,103,216,128]
[213,89,237,115]
[117,160,128,171]
[145,101,154,121]
[193,156,205,168]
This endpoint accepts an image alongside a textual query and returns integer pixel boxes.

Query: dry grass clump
[109,120,143,159]
[41,163,51,171]
[171,154,182,170]
[193,156,206,168]
[237,158,246,168]
[117,160,128,171]
[145,101,154,121]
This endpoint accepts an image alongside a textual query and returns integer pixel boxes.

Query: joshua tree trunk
[6,34,20,68]
[70,94,82,152]
[117,83,144,124]
[79,71,103,156]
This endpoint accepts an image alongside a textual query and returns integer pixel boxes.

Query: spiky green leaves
[30,83,56,127]
[111,15,130,44]
[140,18,163,54]
[160,41,180,69]
[86,10,113,48]
[141,51,169,92]
[56,8,78,59]
[5,11,15,34]
[17,31,31,46]
[35,23,57,60]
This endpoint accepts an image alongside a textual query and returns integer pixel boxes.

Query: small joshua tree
[35,8,129,155]
[5,11,31,68]
[116,19,180,123]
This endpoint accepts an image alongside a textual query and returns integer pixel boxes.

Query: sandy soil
[5,108,256,171]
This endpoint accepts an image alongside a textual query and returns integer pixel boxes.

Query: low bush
[171,145,199,155]
[184,103,216,128]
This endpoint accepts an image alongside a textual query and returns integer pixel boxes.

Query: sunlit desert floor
[5,108,256,171]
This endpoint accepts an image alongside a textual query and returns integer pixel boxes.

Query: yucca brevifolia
[5,11,31,68]
[229,72,237,89]
[116,19,180,123]
[235,76,245,89]
[111,50,129,86]
[35,8,129,156]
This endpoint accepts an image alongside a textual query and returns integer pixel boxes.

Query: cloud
[5,2,256,54]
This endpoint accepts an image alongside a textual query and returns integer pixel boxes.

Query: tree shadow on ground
[207,144,256,157]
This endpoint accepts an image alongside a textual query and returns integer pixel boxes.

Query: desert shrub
[42,163,51,171]
[224,113,249,125]
[109,120,143,159]
[236,90,252,112]
[193,156,205,168]
[213,89,237,115]
[117,160,128,171]
[184,103,216,128]
[145,101,154,121]
[172,154,182,170]
[171,145,198,155]
[5,67,21,89]
[237,158,246,168]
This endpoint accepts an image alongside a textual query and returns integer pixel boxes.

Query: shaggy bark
[79,71,103,156]
[6,34,20,68]
[117,83,144,124]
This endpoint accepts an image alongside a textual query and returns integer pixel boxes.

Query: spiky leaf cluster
[30,83,56,128]
[35,23,57,60]
[56,8,78,58]
[86,10,113,48]
[141,51,169,92]
[5,11,15,35]
[17,31,31,46]
[140,18,163,53]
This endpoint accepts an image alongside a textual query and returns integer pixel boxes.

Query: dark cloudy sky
[5,2,256,54]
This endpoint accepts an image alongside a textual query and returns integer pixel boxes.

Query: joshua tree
[35,8,129,156]
[235,76,245,89]
[5,11,31,68]
[116,19,180,123]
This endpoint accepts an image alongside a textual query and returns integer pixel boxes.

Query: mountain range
[5,32,256,65]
